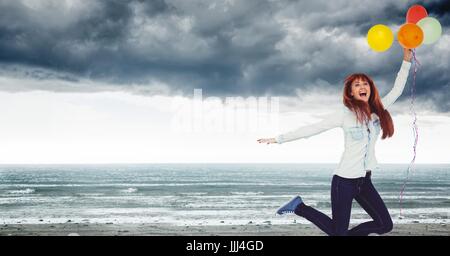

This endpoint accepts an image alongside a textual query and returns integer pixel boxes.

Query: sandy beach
[0,223,448,236]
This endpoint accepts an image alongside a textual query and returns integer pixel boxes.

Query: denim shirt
[275,60,412,178]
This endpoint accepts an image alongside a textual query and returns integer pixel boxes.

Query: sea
[0,163,448,226]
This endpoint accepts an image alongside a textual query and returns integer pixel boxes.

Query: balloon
[397,23,424,49]
[406,5,428,24]
[417,17,442,44]
[367,24,394,52]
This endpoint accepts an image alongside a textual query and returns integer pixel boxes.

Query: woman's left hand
[257,138,277,144]
[403,48,413,62]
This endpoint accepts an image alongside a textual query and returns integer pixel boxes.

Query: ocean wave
[0,182,329,187]
[179,192,208,196]
[6,188,35,194]
[121,188,138,193]
[0,206,448,225]
[75,193,105,197]
[230,192,264,196]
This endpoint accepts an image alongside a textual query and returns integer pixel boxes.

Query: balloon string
[399,49,420,218]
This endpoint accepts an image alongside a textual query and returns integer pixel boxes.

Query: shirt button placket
[363,122,370,170]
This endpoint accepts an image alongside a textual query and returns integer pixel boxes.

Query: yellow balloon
[367,24,394,52]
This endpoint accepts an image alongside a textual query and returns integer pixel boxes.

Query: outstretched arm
[381,48,413,110]
[257,108,344,145]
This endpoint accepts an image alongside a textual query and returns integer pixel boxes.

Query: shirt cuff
[275,135,283,144]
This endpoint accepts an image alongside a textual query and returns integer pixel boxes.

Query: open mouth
[359,92,367,97]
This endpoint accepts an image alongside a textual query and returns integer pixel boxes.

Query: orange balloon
[397,23,424,49]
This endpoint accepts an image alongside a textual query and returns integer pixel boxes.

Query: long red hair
[343,74,394,139]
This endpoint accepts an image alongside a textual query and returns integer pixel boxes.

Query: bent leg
[348,175,393,236]
[294,203,334,236]
[330,175,356,236]
[295,175,355,236]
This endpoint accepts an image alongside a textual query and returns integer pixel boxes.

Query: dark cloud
[426,0,450,26]
[0,0,449,112]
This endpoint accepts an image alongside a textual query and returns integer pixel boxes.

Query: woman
[257,48,412,236]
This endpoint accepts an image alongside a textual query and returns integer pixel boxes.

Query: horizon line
[0,162,449,165]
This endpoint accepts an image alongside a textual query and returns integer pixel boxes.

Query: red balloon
[406,5,428,24]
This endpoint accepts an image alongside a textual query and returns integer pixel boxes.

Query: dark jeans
[294,171,393,236]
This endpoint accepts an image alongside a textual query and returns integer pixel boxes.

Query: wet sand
[0,223,448,236]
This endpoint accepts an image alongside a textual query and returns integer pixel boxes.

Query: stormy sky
[0,0,449,164]
[0,0,449,111]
